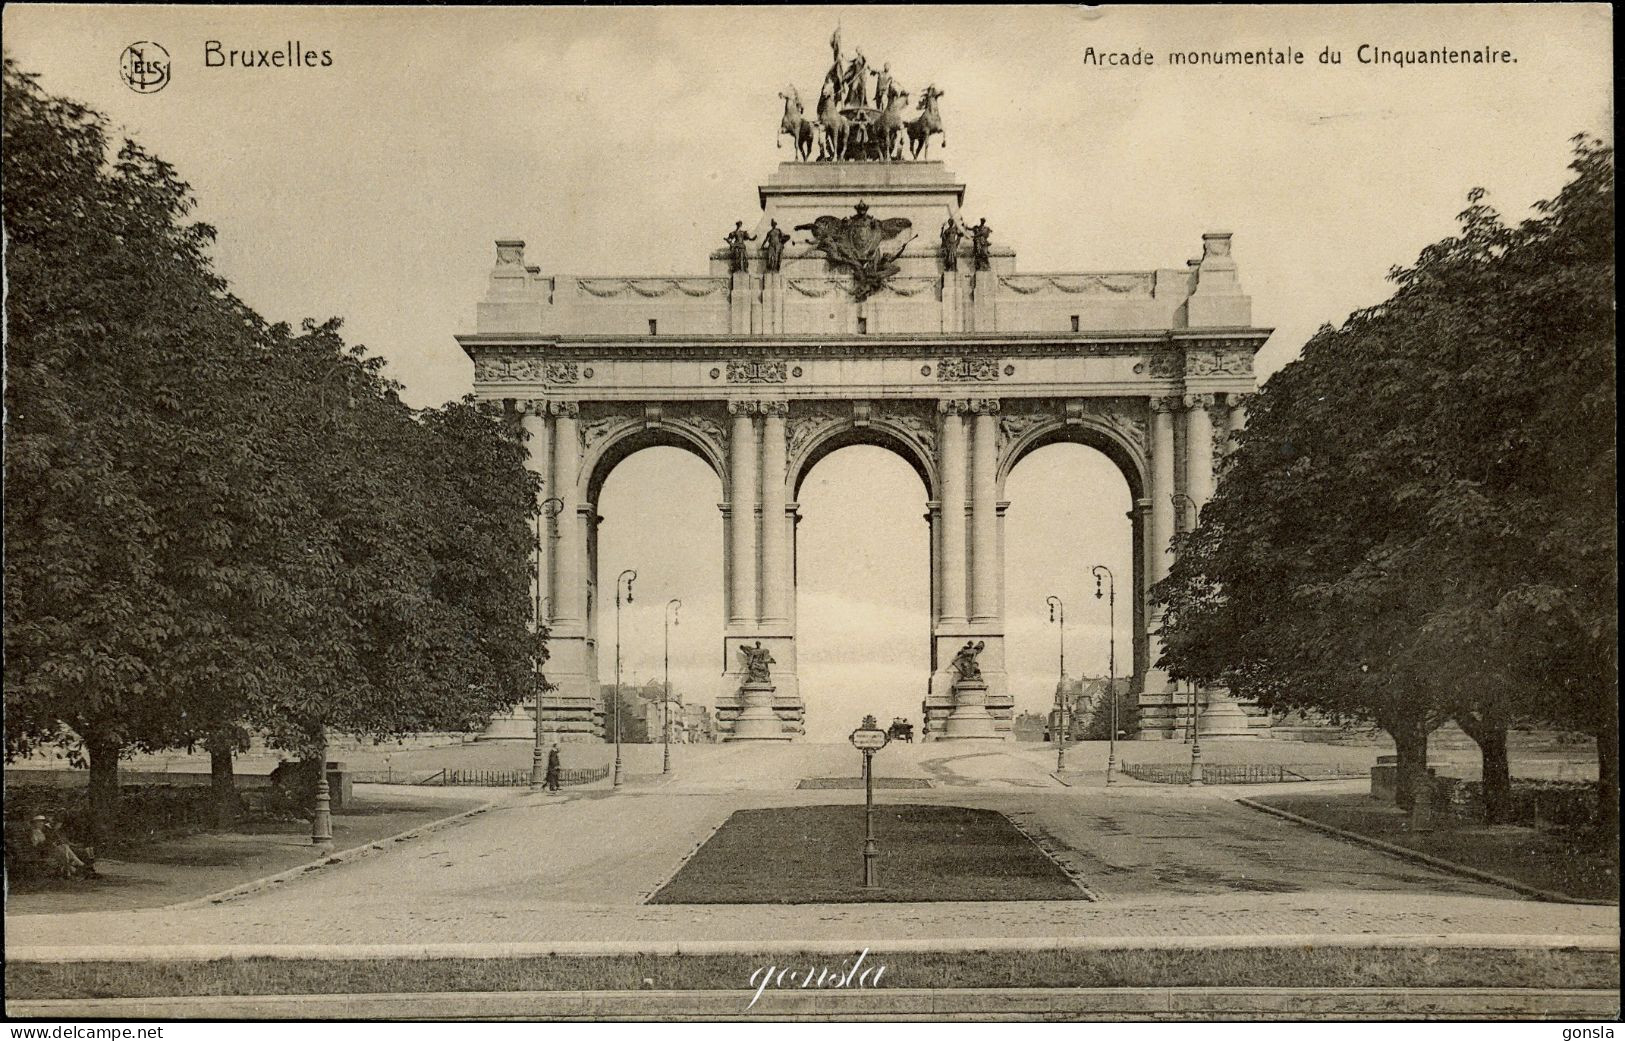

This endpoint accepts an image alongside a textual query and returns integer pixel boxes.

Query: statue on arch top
[940,216,965,271]
[724,221,755,274]
[969,217,992,271]
[761,220,791,272]
[784,31,945,162]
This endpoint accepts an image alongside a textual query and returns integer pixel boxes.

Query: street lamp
[664,598,682,775]
[1047,595,1066,773]
[1171,492,1198,533]
[613,569,637,789]
[532,497,564,792]
[1093,564,1117,786]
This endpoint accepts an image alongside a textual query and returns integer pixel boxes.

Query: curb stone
[167,792,523,911]
[1236,797,1619,907]
[8,932,1617,963]
[6,986,1619,1021]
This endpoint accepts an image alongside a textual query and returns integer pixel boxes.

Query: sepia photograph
[1,3,1617,1028]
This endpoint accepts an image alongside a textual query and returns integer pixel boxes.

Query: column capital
[548,400,580,418]
[728,399,788,416]
[1226,391,1257,407]
[939,398,1001,415]
[516,398,550,416]
[1183,393,1220,412]
[1150,395,1184,414]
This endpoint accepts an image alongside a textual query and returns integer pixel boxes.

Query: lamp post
[1047,595,1066,772]
[613,569,637,789]
[311,727,332,852]
[531,497,565,791]
[1171,492,1198,532]
[664,598,682,775]
[1093,564,1117,786]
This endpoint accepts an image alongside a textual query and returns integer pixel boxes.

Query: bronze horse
[777,88,815,161]
[906,85,946,159]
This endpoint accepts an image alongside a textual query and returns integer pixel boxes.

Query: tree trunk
[1478,726,1511,824]
[1456,710,1513,825]
[84,732,122,851]
[210,748,238,829]
[1391,719,1430,811]
[1598,701,1619,839]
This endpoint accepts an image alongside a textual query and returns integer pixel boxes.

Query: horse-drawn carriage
[886,718,914,743]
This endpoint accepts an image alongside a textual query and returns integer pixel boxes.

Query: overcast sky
[5,5,1611,738]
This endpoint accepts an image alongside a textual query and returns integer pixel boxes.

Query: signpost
[849,715,890,888]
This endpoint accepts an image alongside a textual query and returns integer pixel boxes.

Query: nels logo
[120,41,170,94]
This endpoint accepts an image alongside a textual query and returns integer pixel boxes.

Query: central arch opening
[1003,441,1137,741]
[795,445,930,740]
[592,443,723,746]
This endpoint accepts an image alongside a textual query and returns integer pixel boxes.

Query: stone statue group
[724,212,988,275]
[723,219,793,274]
[777,29,946,162]
[940,216,992,272]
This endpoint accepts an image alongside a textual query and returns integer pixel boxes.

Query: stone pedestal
[729,680,791,741]
[1196,688,1252,739]
[940,678,1001,741]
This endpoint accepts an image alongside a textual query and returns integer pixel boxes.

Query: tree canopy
[3,58,545,835]
[1152,136,1615,828]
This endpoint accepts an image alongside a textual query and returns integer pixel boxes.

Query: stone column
[1136,398,1181,740]
[937,401,968,624]
[551,403,583,624]
[480,402,553,741]
[1149,398,1178,583]
[1185,394,1218,511]
[759,403,789,624]
[728,402,759,625]
[970,402,1000,622]
[1228,393,1250,434]
[538,401,599,741]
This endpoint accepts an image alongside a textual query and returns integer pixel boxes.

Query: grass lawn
[3,790,487,914]
[1253,793,1619,902]
[7,947,1617,999]
[649,804,1085,904]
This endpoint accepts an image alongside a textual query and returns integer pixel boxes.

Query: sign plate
[850,728,889,751]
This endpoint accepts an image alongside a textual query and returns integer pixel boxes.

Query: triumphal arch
[460,35,1269,742]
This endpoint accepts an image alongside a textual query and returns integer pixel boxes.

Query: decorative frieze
[787,402,849,460]
[546,361,580,384]
[1185,349,1253,377]
[996,399,1056,453]
[576,278,726,298]
[937,357,1002,382]
[1146,351,1183,380]
[999,273,1154,296]
[474,354,542,382]
[727,360,788,383]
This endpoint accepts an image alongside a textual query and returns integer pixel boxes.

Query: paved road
[5,742,1617,953]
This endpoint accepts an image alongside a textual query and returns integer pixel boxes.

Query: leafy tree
[4,59,545,840]
[1154,137,1615,832]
